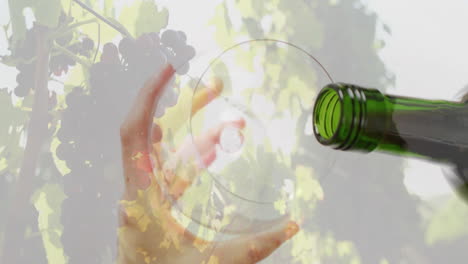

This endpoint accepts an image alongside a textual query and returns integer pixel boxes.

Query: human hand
[117,65,299,264]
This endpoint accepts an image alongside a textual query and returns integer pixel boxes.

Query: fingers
[121,65,175,149]
[156,76,224,137]
[192,77,223,116]
[119,72,225,200]
[215,220,299,264]
[149,77,224,171]
[187,118,246,166]
[164,119,245,200]
[120,65,175,199]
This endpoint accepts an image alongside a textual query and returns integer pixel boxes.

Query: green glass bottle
[313,83,468,165]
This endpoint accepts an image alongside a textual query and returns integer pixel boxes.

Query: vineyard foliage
[0,0,467,263]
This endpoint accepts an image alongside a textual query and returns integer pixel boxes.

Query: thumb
[216,220,299,263]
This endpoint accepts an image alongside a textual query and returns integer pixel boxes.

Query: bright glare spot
[267,114,296,155]
[220,108,243,122]
[283,179,295,200]
[48,80,65,95]
[261,15,273,33]
[304,114,313,135]
[225,0,243,31]
[23,8,36,30]
[220,126,243,153]
[403,159,454,199]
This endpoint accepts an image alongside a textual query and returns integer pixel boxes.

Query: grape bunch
[58,29,195,263]
[50,37,95,76]
[160,30,196,75]
[58,86,121,263]
[13,24,95,97]
[15,63,36,97]
[118,29,196,117]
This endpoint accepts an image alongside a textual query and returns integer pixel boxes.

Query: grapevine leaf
[236,0,265,18]
[118,2,139,37]
[290,230,324,263]
[295,165,323,202]
[60,0,71,13]
[425,196,468,245]
[242,17,263,38]
[119,0,168,38]
[33,183,67,263]
[8,0,29,51]
[50,137,70,176]
[277,0,323,49]
[208,3,233,48]
[103,0,114,17]
[105,17,133,38]
[33,0,62,28]
[134,2,168,36]
[0,89,29,175]
[8,0,63,54]
[1,55,33,67]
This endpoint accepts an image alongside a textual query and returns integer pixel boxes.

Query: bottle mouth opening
[313,83,383,152]
[313,87,343,143]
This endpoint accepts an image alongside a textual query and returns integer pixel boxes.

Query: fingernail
[284,221,300,239]
[202,149,217,168]
[164,63,175,74]
[235,118,246,129]
[209,77,223,93]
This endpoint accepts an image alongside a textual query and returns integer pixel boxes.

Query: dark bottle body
[313,83,468,184]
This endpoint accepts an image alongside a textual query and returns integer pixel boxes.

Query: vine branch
[49,18,97,40]
[53,42,92,67]
[72,0,133,38]
[1,26,51,263]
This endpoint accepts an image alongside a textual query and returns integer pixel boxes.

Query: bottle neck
[313,83,467,162]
